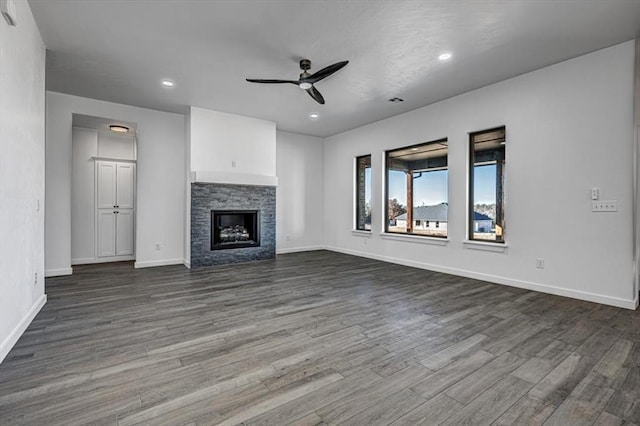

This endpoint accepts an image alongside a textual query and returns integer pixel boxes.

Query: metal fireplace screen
[211,210,260,250]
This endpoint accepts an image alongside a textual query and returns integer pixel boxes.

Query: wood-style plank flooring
[1,250,639,425]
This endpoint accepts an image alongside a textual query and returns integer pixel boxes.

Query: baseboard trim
[325,246,638,310]
[45,268,73,277]
[134,258,184,269]
[276,245,325,254]
[1,294,47,364]
[72,256,135,265]
[71,258,95,265]
[183,259,191,269]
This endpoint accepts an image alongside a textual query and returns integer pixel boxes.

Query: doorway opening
[71,114,138,265]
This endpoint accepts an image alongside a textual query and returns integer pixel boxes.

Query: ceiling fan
[246,59,349,105]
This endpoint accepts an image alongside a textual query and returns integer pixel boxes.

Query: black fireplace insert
[211,210,260,250]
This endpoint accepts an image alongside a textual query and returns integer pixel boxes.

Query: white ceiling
[29,0,640,138]
[72,114,137,135]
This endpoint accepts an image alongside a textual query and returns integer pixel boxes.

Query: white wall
[184,109,191,266]
[276,131,325,253]
[46,92,185,273]
[96,131,135,160]
[190,107,276,177]
[0,0,47,362]
[324,41,637,309]
[71,127,98,263]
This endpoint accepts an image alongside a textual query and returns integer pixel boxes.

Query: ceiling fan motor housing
[299,59,312,71]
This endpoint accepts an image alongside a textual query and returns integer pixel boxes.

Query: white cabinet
[97,209,116,257]
[115,209,134,256]
[96,161,135,259]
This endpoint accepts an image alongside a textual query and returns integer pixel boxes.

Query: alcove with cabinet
[71,115,137,265]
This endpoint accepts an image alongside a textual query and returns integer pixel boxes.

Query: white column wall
[0,0,47,362]
[276,131,325,253]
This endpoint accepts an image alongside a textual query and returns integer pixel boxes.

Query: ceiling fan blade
[246,79,298,84]
[305,60,349,84]
[306,85,325,104]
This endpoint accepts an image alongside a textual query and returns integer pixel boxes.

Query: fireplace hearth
[211,210,260,250]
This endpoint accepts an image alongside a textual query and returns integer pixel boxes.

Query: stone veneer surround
[191,182,275,266]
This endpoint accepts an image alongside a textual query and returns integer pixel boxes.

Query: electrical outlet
[591,187,599,200]
[536,258,545,269]
[155,243,162,250]
[231,160,237,168]
[592,200,617,212]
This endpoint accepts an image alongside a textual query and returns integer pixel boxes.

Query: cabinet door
[115,209,134,256]
[97,162,117,209]
[97,209,116,257]
[116,163,135,209]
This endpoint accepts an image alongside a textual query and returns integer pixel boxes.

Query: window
[355,155,372,230]
[385,139,448,238]
[469,127,505,242]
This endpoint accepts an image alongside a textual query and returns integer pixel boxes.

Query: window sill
[380,233,449,246]
[352,229,372,238]
[463,240,508,253]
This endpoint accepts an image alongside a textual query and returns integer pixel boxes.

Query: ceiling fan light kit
[246,59,349,105]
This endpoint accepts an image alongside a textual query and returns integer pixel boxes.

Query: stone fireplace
[191,182,275,266]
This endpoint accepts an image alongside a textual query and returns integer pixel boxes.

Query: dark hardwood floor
[0,250,639,425]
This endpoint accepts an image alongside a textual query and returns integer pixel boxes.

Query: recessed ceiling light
[389,97,404,103]
[161,79,175,88]
[308,112,320,120]
[411,148,419,151]
[438,52,452,61]
[109,125,129,133]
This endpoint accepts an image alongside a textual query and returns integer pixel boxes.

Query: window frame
[468,126,506,243]
[384,138,448,238]
[355,154,372,231]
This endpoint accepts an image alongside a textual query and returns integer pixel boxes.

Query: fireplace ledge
[191,171,278,187]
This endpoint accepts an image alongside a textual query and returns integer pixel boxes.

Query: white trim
[91,156,136,163]
[463,240,508,253]
[324,245,637,310]
[71,257,96,265]
[45,267,73,277]
[183,259,191,269]
[72,255,135,265]
[380,233,449,246]
[352,230,372,237]
[134,258,185,269]
[192,171,278,187]
[1,294,47,364]
[276,245,324,254]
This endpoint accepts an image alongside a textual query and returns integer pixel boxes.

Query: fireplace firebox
[211,210,260,250]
